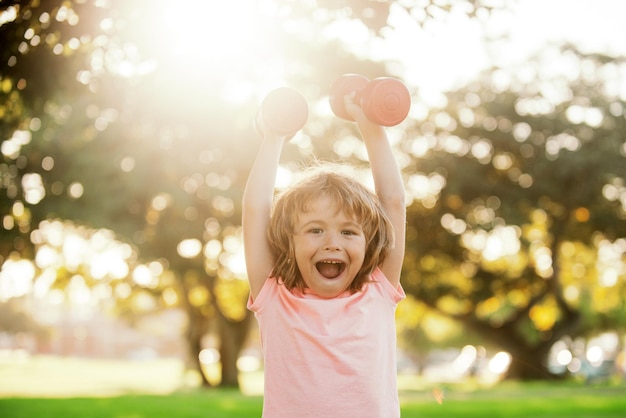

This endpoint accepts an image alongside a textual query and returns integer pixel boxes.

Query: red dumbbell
[255,87,308,137]
[329,74,410,126]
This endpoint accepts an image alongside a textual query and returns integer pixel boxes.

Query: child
[243,93,406,418]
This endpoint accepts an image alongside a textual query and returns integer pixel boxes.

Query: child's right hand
[263,130,295,143]
[255,114,296,143]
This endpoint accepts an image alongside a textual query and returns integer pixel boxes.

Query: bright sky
[512,0,626,56]
[374,0,626,99]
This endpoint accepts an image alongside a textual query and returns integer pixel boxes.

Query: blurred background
[1,0,625,397]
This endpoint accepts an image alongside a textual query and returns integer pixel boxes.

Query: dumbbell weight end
[255,87,308,137]
[361,77,411,126]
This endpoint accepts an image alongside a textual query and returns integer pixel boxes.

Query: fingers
[343,92,365,121]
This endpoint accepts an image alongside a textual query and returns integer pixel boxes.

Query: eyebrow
[298,219,362,229]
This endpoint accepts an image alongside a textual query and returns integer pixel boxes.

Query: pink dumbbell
[329,74,410,126]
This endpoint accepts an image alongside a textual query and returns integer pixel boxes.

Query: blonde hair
[268,165,394,292]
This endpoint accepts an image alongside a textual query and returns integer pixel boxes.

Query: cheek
[293,237,314,259]
[350,240,367,261]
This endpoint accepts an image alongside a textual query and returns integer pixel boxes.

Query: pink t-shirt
[248,267,405,418]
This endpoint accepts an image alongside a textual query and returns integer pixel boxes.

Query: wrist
[357,119,385,137]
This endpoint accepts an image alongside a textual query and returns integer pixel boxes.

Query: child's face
[292,195,366,298]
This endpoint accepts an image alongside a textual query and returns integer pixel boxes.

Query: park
[1,354,625,417]
[1,0,626,416]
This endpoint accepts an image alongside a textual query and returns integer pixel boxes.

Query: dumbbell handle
[329,74,370,122]
[329,74,410,126]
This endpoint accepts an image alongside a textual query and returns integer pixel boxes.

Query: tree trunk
[186,308,213,387]
[505,346,558,380]
[178,271,213,388]
[218,309,253,388]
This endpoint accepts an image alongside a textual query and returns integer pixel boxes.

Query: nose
[323,232,341,251]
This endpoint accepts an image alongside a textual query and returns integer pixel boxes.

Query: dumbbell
[255,87,308,137]
[329,74,410,126]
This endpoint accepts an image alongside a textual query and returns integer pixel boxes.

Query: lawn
[2,384,626,418]
[1,355,625,417]
[401,381,626,418]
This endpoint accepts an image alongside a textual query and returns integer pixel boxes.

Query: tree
[9,0,621,387]
[0,299,47,336]
[401,46,626,378]
[0,0,403,387]
[1,0,260,387]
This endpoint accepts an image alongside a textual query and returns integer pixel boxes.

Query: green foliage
[2,0,625,385]
[399,49,626,377]
[0,0,394,389]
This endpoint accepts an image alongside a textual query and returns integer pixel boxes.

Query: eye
[342,229,359,236]
[308,228,323,234]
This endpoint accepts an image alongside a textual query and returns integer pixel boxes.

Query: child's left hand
[343,92,368,123]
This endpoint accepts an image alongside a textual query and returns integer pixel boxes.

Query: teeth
[320,260,341,264]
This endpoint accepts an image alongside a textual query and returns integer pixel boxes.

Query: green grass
[400,381,626,418]
[0,390,261,418]
[1,356,625,417]
[2,383,626,418]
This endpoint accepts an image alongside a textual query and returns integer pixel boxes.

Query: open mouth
[315,260,346,279]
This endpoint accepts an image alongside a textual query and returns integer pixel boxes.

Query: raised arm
[345,96,406,288]
[242,134,286,299]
